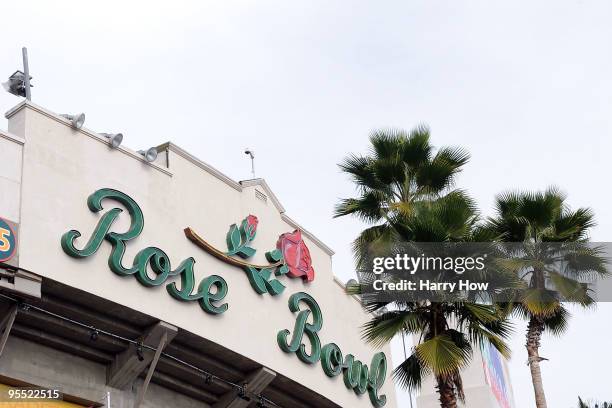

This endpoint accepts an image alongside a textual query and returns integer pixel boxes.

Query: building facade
[0,101,398,408]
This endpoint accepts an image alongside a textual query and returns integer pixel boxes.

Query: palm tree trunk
[436,375,458,408]
[526,316,548,408]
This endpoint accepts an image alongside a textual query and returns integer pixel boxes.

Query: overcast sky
[2,1,611,407]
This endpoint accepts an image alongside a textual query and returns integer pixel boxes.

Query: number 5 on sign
[0,228,9,251]
[0,217,17,263]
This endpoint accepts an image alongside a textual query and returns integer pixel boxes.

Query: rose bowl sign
[61,188,388,407]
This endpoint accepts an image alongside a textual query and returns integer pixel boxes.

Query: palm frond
[520,288,561,317]
[550,207,595,241]
[351,223,398,268]
[393,352,431,393]
[416,333,472,377]
[362,311,426,348]
[334,191,387,222]
[542,305,570,336]
[401,125,432,167]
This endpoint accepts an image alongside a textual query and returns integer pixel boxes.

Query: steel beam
[0,304,18,357]
[213,367,276,408]
[107,321,177,389]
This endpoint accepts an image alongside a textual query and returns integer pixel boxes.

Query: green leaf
[242,266,286,296]
[276,264,289,276]
[266,249,283,262]
[243,266,268,294]
[259,268,285,295]
[236,246,256,259]
[226,224,241,253]
[267,278,286,295]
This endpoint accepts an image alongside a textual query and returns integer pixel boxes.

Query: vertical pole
[134,332,167,408]
[106,391,111,407]
[251,156,255,178]
[402,333,414,408]
[22,47,31,101]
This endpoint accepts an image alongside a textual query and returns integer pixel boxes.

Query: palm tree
[335,126,469,268]
[358,193,512,408]
[336,129,511,407]
[578,397,611,408]
[486,188,608,408]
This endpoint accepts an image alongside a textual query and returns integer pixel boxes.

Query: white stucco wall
[0,129,23,224]
[3,101,397,408]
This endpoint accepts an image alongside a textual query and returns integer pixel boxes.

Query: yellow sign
[0,384,86,408]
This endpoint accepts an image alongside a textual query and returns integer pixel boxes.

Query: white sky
[2,1,611,407]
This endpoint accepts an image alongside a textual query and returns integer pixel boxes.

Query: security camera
[244,148,254,159]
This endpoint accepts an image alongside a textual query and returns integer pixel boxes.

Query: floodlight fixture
[345,279,358,290]
[3,48,33,100]
[2,71,31,97]
[345,279,362,299]
[100,133,123,148]
[244,148,255,177]
[60,113,86,129]
[138,147,158,162]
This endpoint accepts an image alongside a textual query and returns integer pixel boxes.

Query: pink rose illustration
[245,215,258,240]
[276,230,315,282]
